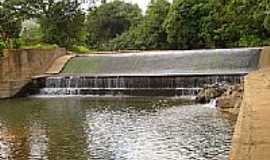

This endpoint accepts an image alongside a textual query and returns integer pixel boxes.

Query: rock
[216,83,244,115]
[196,83,227,103]
[196,82,244,113]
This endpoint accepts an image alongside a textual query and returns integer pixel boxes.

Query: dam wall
[29,48,262,97]
[229,46,270,160]
[0,48,66,98]
[0,47,263,98]
[27,74,244,97]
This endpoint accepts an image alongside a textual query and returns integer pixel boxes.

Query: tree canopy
[0,0,24,48]
[38,1,86,48]
[85,0,142,49]
[110,0,170,50]
[1,0,270,52]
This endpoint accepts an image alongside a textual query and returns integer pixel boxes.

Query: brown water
[0,97,232,160]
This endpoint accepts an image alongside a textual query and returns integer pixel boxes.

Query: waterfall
[30,74,245,97]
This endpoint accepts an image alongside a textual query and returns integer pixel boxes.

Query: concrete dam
[27,48,261,97]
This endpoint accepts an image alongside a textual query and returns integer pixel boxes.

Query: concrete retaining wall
[229,46,270,160]
[0,48,66,98]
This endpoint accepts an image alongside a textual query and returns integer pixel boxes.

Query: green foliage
[2,0,270,51]
[70,45,92,54]
[164,0,213,49]
[86,0,143,49]
[239,35,265,47]
[38,1,86,48]
[20,43,59,49]
[20,19,43,45]
[211,0,270,48]
[0,40,5,56]
[162,0,270,49]
[110,0,170,50]
[264,15,270,32]
[0,0,23,49]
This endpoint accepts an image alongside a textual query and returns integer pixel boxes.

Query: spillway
[26,48,261,97]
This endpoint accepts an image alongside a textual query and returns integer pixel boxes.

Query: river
[0,97,232,160]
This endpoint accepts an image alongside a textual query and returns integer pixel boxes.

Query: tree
[110,0,170,50]
[207,0,270,48]
[136,0,171,49]
[18,0,86,48]
[164,0,212,49]
[0,0,23,49]
[85,0,142,49]
[20,19,43,45]
[39,1,85,48]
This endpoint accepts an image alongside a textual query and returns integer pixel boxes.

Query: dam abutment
[0,48,67,98]
[229,46,270,160]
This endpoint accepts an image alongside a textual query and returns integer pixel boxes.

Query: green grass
[20,43,59,49]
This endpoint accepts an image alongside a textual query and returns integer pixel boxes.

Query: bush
[20,43,59,49]
[239,35,264,47]
[70,45,92,54]
[21,20,43,46]
[0,41,5,56]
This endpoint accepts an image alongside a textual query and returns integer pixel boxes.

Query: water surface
[62,49,260,75]
[0,97,232,160]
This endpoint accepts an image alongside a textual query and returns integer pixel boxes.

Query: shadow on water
[0,97,232,160]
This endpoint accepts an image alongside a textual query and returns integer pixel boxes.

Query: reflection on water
[0,97,232,160]
[0,122,11,159]
[28,122,48,160]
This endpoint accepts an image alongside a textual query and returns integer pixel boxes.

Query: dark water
[0,97,233,160]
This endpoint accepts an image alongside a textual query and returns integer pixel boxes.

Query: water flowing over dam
[29,48,261,97]
[34,74,244,97]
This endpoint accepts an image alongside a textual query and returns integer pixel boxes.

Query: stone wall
[0,48,66,98]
